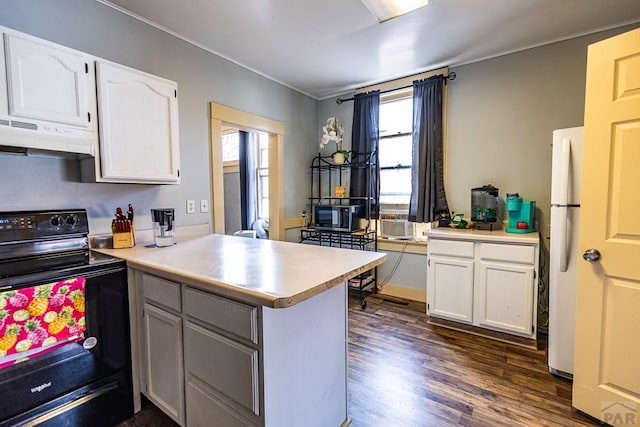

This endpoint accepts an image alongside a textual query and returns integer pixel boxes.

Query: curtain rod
[335,72,456,104]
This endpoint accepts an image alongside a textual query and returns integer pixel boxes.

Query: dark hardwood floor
[347,294,597,427]
[120,293,599,426]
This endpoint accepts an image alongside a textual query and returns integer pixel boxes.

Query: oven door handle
[19,381,119,427]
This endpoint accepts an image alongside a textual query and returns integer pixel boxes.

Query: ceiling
[101,0,640,100]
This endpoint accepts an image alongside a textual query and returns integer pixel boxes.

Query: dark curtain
[349,91,380,219]
[238,131,257,230]
[408,75,450,223]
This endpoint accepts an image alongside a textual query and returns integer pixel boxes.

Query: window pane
[379,97,412,137]
[379,168,411,205]
[222,131,239,161]
[258,132,269,167]
[379,134,412,168]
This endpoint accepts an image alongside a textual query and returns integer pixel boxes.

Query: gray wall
[319,23,640,292]
[0,0,317,236]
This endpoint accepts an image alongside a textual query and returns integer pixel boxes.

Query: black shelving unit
[300,151,378,309]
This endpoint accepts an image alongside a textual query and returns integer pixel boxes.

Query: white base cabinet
[133,269,348,427]
[426,230,539,340]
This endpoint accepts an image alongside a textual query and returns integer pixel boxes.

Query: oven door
[0,262,133,427]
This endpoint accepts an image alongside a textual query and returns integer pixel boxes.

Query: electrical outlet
[186,200,195,214]
[200,199,209,213]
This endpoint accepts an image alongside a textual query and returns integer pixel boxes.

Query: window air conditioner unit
[379,211,414,240]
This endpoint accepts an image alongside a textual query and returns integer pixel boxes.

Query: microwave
[314,204,364,232]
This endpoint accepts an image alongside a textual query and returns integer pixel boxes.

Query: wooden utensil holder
[112,220,135,248]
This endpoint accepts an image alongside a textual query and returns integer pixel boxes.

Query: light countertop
[424,227,540,244]
[93,233,386,309]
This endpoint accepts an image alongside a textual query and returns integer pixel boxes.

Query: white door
[4,33,92,127]
[572,27,640,426]
[475,261,534,336]
[427,255,474,323]
[96,61,180,183]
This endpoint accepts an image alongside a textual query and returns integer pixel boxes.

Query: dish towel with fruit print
[0,277,86,369]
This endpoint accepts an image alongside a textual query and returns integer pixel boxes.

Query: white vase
[333,151,345,165]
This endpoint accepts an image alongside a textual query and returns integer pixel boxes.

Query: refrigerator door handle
[560,137,571,205]
[557,206,569,272]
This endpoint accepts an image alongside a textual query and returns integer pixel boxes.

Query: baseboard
[378,283,426,303]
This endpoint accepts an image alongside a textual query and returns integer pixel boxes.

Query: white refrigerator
[548,126,584,379]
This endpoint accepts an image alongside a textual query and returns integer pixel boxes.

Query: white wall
[0,0,317,237]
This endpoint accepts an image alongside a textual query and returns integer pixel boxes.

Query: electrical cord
[378,239,409,287]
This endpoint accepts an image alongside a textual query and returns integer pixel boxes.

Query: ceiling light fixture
[361,0,429,23]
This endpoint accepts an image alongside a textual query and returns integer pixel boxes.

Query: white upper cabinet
[92,60,180,184]
[4,33,92,128]
[0,28,97,155]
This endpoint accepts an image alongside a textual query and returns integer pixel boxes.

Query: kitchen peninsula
[95,234,386,427]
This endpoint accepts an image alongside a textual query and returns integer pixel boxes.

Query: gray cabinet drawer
[428,238,474,258]
[185,322,260,416]
[479,243,535,264]
[142,273,181,312]
[186,381,255,427]
[184,287,258,344]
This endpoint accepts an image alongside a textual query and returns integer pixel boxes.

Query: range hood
[0,115,96,157]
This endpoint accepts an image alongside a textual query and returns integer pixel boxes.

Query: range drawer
[185,322,260,416]
[142,273,181,312]
[428,238,474,258]
[184,287,258,344]
[479,243,536,264]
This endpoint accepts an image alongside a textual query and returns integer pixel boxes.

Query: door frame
[209,103,285,240]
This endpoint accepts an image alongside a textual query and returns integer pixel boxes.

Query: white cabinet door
[427,255,475,323]
[4,33,92,127]
[475,261,534,336]
[96,61,180,183]
[143,303,185,426]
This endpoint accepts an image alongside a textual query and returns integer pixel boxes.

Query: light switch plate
[186,200,196,214]
[200,199,209,213]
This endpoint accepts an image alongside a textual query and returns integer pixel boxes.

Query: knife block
[112,221,135,248]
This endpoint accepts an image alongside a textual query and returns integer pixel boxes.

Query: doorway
[209,103,285,240]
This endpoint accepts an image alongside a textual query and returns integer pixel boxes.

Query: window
[378,94,413,208]
[256,132,269,219]
[222,129,269,220]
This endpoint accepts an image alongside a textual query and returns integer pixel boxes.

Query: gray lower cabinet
[139,272,261,426]
[141,274,185,426]
[143,303,185,425]
[136,270,348,427]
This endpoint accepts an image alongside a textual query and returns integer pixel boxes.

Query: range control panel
[0,215,35,231]
[0,210,89,242]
